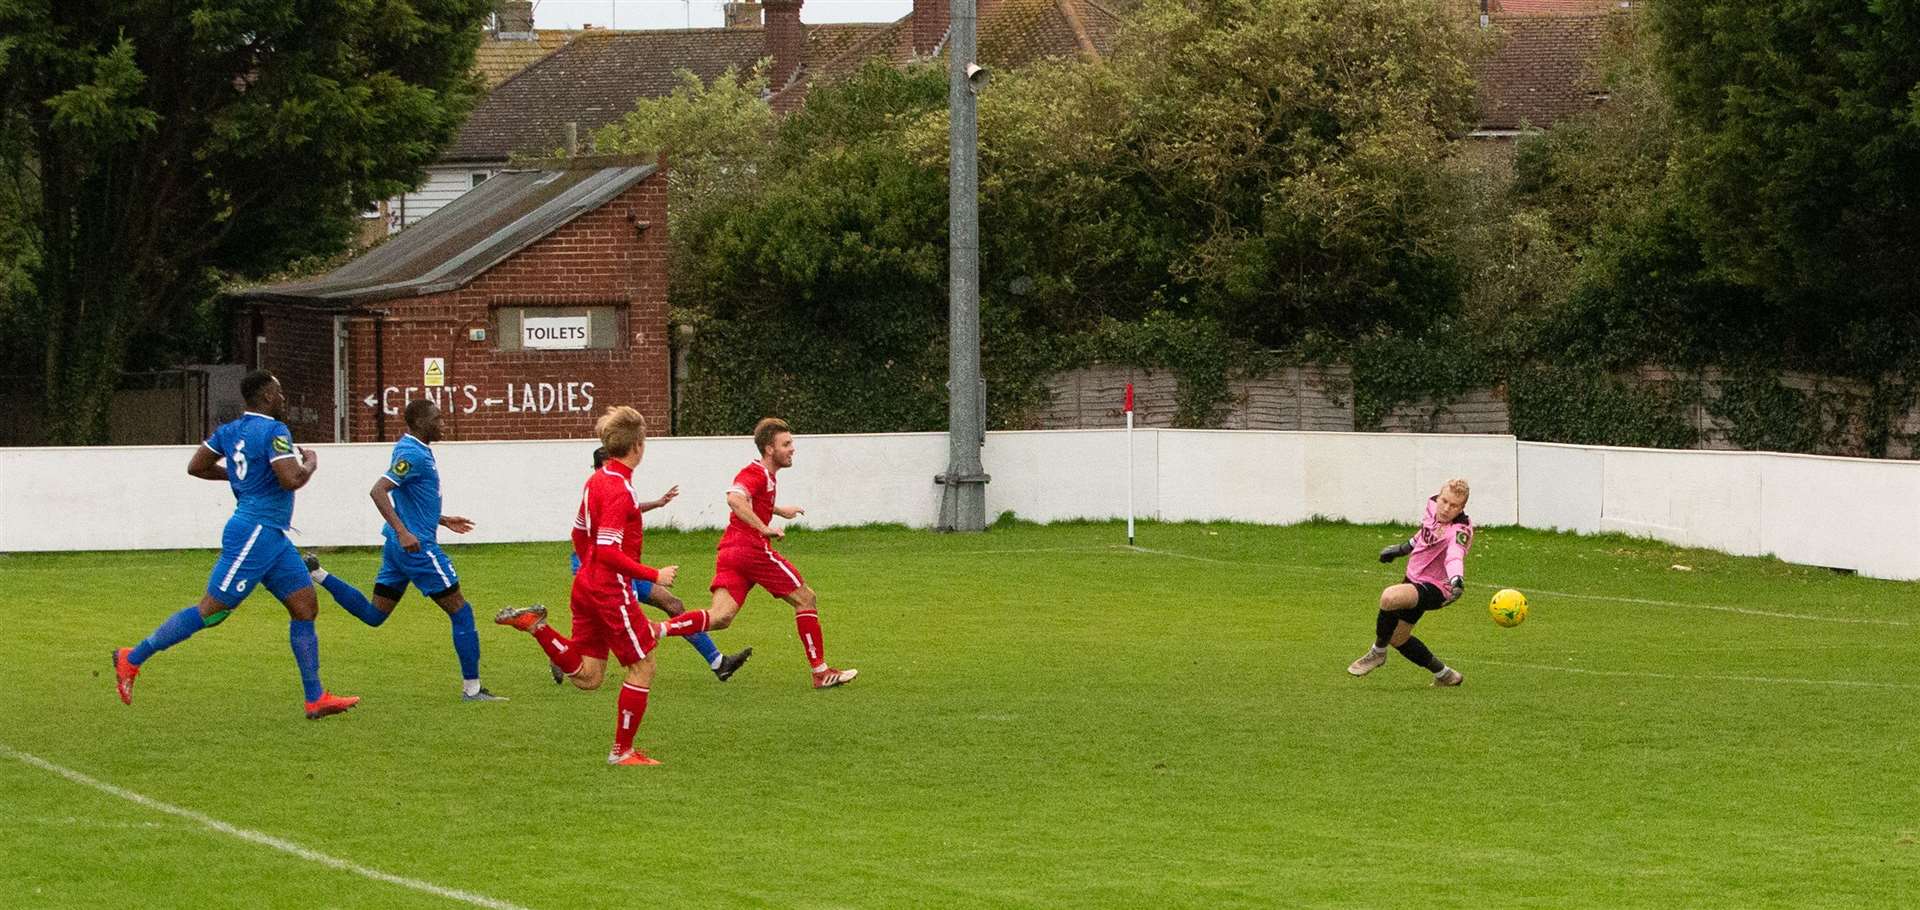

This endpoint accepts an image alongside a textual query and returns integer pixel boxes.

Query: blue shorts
[205,520,310,607]
[376,538,461,599]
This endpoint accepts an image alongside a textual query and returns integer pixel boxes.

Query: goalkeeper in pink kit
[1347,479,1473,686]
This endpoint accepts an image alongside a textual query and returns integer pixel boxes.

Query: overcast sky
[534,0,914,30]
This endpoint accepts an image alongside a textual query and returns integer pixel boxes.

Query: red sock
[531,624,582,675]
[613,683,649,754]
[662,610,710,636]
[795,608,825,673]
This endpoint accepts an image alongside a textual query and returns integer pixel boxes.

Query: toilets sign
[523,315,591,350]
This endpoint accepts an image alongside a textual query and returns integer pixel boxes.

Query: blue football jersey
[203,412,298,529]
[381,434,442,544]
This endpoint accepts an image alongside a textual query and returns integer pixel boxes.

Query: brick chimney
[495,0,535,39]
[913,0,949,57]
[764,0,805,88]
[724,1,763,28]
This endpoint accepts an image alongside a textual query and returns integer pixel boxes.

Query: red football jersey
[572,459,657,593]
[718,460,776,551]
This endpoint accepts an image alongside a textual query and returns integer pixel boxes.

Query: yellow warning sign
[423,357,445,387]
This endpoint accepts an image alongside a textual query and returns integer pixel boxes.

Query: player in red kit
[653,417,858,689]
[494,406,681,765]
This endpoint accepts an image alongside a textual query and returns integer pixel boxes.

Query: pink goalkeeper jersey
[1406,495,1473,595]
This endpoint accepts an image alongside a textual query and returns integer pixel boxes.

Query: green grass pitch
[3,521,1916,908]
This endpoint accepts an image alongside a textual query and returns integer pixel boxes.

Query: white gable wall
[387,164,503,230]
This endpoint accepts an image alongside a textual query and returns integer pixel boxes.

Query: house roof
[1491,0,1629,14]
[1474,12,1612,131]
[444,24,887,163]
[474,30,579,89]
[806,0,1127,85]
[233,159,659,307]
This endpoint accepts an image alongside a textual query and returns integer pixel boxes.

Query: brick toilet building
[229,155,669,442]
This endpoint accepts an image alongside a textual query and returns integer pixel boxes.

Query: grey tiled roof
[444,25,886,163]
[1475,12,1613,131]
[234,160,658,306]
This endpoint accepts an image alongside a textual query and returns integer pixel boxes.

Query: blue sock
[321,574,387,627]
[129,606,206,666]
[449,604,481,682]
[288,620,323,702]
[686,632,722,668]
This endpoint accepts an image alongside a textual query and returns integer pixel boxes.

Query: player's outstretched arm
[187,445,227,481]
[773,505,804,520]
[1378,541,1413,563]
[641,485,679,512]
[440,515,475,534]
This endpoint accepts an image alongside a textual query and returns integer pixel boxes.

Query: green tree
[589,65,777,230]
[978,0,1485,346]
[1654,0,1920,372]
[672,1,1486,432]
[0,0,489,443]
[588,65,780,301]
[674,62,955,435]
[1498,10,1760,371]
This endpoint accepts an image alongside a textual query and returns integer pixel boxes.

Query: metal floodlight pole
[937,0,989,532]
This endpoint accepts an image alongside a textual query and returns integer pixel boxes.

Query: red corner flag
[1124,382,1135,545]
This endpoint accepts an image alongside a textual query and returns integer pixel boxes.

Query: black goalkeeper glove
[1378,542,1414,564]
[1445,575,1465,604]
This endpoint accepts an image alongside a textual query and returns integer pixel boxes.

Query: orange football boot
[112,648,140,705]
[304,692,361,719]
[493,605,548,632]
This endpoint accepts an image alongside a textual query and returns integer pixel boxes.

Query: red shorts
[710,544,804,604]
[566,574,659,665]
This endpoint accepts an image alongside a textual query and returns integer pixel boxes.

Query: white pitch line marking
[1510,585,1910,627]
[1118,545,1909,627]
[0,745,534,910]
[938,546,1125,557]
[1468,658,1920,691]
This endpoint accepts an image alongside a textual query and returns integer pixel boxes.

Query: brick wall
[258,171,671,444]
[259,308,339,443]
[912,0,949,56]
[764,0,806,88]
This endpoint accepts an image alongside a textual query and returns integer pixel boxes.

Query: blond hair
[1443,477,1470,502]
[753,416,791,455]
[596,406,647,458]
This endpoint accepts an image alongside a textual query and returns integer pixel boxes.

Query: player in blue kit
[113,370,360,720]
[305,399,505,701]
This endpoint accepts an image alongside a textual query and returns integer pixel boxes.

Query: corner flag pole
[1125,382,1135,546]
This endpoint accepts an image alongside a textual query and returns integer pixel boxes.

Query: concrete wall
[1515,441,1920,579]
[5,430,1918,580]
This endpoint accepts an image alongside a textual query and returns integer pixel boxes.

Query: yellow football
[1489,588,1528,628]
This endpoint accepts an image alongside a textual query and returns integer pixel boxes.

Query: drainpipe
[373,310,386,441]
[671,322,694,435]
